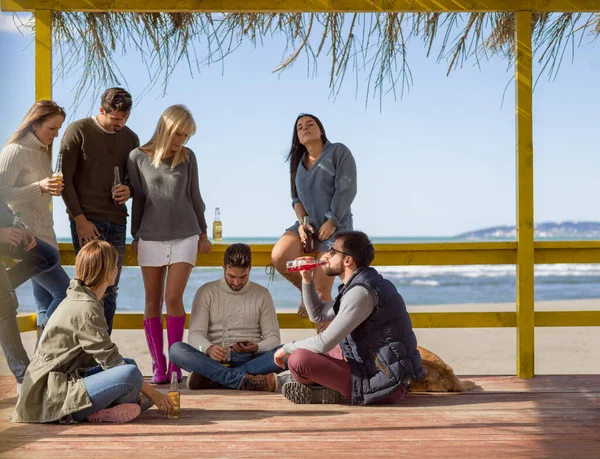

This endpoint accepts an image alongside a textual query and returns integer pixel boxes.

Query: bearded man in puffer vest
[274,230,424,405]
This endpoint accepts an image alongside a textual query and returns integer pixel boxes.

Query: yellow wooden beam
[17,314,37,333]
[57,241,600,268]
[515,11,535,379]
[58,241,521,267]
[3,0,600,13]
[410,312,517,328]
[19,310,600,334]
[535,311,600,327]
[34,9,52,102]
[534,241,600,264]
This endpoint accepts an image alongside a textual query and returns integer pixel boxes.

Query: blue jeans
[169,342,284,389]
[1,237,60,382]
[72,360,143,422]
[0,261,29,383]
[33,264,70,326]
[70,219,126,334]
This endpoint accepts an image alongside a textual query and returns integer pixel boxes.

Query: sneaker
[277,373,296,392]
[186,372,223,390]
[282,382,342,404]
[240,373,279,392]
[87,403,141,423]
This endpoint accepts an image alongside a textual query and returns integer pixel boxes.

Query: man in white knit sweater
[169,243,283,392]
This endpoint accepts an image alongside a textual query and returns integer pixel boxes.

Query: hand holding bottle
[0,228,22,246]
[38,176,64,196]
[298,217,315,244]
[112,184,130,205]
[141,383,175,416]
[206,344,229,362]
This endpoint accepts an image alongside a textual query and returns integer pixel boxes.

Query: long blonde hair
[75,240,118,290]
[5,100,66,152]
[141,104,196,169]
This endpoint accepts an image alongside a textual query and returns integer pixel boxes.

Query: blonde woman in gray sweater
[128,105,211,384]
[0,100,70,332]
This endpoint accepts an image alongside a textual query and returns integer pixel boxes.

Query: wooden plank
[3,0,600,13]
[56,241,600,268]
[1,376,599,457]
[17,309,600,333]
[535,310,600,327]
[56,242,600,267]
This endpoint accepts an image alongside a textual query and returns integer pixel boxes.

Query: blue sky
[0,12,599,239]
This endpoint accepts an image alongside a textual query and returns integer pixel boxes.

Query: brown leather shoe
[186,372,223,390]
[240,373,279,392]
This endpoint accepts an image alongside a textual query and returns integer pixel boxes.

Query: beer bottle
[302,216,314,254]
[213,207,222,242]
[222,324,231,366]
[10,212,24,256]
[112,166,121,205]
[53,153,63,184]
[168,371,180,419]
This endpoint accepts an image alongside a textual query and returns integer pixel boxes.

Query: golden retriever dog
[410,346,477,392]
[315,323,476,392]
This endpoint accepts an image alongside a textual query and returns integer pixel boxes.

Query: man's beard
[324,265,342,277]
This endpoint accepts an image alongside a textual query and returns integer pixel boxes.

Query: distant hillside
[456,221,600,239]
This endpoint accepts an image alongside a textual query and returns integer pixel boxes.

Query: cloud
[0,12,32,34]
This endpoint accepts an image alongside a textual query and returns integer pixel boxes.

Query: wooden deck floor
[0,375,599,458]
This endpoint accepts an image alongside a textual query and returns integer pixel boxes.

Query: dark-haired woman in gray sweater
[271,114,357,320]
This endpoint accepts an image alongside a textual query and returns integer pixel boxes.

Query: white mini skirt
[137,234,199,267]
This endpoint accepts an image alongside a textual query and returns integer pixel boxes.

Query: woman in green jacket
[11,240,174,424]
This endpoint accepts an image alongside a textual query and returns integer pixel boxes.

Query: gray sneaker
[282,382,342,404]
[277,373,296,392]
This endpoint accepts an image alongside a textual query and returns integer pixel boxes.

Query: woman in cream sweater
[0,100,70,331]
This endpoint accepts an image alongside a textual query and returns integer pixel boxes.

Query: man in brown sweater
[59,88,139,333]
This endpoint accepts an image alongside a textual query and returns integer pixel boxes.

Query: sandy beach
[2,299,599,380]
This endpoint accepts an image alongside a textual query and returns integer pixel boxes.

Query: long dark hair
[286,113,328,198]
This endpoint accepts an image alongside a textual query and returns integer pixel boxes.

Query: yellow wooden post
[515,11,535,378]
[35,9,52,102]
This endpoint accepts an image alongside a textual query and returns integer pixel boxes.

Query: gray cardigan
[127,147,208,241]
[292,141,357,230]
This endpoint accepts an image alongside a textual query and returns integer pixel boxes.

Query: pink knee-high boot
[143,317,168,384]
[167,315,186,382]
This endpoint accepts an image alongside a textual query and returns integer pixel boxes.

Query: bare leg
[164,262,193,317]
[165,262,193,381]
[271,231,306,316]
[141,266,167,319]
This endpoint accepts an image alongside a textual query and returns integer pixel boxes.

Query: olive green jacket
[11,279,124,423]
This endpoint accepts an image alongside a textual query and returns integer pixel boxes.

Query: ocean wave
[378,264,600,279]
[410,280,440,287]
